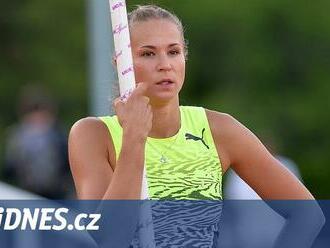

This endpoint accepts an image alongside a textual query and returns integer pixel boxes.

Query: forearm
[271,201,325,248]
[103,130,146,200]
[92,132,147,247]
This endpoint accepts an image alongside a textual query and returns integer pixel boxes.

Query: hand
[113,83,153,142]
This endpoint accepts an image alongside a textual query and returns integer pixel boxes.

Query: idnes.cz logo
[0,207,100,231]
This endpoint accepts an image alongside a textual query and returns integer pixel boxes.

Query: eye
[169,49,180,56]
[141,51,155,57]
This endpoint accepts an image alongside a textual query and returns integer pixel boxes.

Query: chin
[149,93,179,106]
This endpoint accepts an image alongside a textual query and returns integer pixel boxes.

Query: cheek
[133,61,149,81]
[181,61,186,74]
[177,60,186,79]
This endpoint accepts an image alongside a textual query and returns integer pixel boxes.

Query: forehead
[130,19,183,47]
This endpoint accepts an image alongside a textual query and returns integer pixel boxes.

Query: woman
[69,5,324,248]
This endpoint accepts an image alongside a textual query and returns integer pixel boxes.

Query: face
[130,19,186,105]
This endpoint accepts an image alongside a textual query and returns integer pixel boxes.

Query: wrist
[122,127,148,145]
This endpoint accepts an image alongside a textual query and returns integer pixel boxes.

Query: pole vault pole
[108,1,155,247]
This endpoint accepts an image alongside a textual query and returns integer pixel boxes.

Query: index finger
[130,82,148,98]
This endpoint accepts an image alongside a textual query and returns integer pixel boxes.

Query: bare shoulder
[205,109,314,200]
[70,117,108,138]
[205,109,245,140]
[205,109,235,125]
[205,108,262,173]
[205,108,264,158]
[69,117,115,199]
[205,109,242,173]
[69,116,115,160]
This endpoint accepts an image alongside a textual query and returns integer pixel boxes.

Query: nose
[156,53,172,71]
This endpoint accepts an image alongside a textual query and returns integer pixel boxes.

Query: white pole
[108,0,149,201]
[108,1,155,247]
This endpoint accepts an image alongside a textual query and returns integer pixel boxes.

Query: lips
[156,79,174,85]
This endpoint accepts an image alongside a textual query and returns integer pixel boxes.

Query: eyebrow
[139,43,182,49]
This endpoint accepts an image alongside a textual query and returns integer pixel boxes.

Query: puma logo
[185,128,209,149]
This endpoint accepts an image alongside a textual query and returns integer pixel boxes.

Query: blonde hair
[128,5,188,59]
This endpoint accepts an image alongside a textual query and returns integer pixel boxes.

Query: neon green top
[99,106,222,200]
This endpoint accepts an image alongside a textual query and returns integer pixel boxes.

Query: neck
[148,98,180,138]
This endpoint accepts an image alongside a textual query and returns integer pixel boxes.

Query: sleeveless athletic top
[99,106,223,247]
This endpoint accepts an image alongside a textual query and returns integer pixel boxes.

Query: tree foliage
[1,0,329,197]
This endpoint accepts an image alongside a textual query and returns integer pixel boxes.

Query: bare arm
[207,110,312,199]
[68,118,146,200]
[69,117,113,199]
[68,84,152,247]
[69,83,152,200]
[207,110,325,247]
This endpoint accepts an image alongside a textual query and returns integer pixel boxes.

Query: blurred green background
[0,0,329,198]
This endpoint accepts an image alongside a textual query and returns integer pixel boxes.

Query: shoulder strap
[99,116,122,160]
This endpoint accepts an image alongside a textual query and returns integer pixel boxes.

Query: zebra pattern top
[100,106,223,247]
